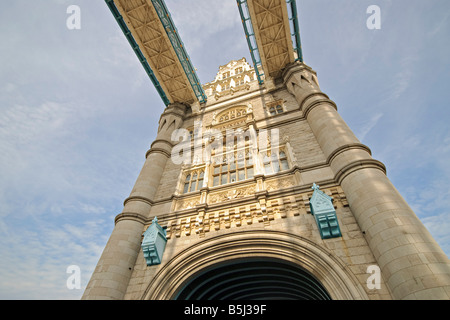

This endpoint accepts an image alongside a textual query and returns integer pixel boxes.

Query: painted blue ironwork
[286,0,304,62]
[105,0,170,106]
[141,217,167,266]
[309,184,342,239]
[237,0,265,85]
[150,0,207,104]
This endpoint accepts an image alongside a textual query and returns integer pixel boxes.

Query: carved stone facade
[83,58,450,301]
[165,184,349,240]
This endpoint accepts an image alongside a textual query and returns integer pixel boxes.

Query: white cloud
[0,101,75,146]
[385,130,450,257]
[0,217,111,299]
[428,11,450,36]
[166,0,240,49]
[385,55,418,102]
[356,112,384,142]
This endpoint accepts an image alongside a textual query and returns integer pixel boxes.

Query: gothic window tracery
[183,169,204,194]
[268,104,284,116]
[180,144,291,193]
[212,147,254,187]
[262,149,289,174]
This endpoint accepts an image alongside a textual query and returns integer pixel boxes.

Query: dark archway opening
[174,258,331,300]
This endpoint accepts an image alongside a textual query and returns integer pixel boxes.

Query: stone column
[283,62,450,300]
[82,103,187,300]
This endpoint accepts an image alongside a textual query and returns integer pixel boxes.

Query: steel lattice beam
[105,0,206,106]
[238,0,304,81]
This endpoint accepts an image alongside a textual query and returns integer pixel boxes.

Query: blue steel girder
[105,0,206,106]
[150,0,207,104]
[105,0,170,106]
[237,0,304,81]
[237,0,265,85]
[286,0,304,62]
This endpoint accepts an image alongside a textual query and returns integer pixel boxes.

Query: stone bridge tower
[82,0,450,300]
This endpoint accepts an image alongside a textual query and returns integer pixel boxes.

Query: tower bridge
[82,0,450,300]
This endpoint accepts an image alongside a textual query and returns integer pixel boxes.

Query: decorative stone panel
[164,184,349,239]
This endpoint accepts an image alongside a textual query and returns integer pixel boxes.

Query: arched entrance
[143,230,368,300]
[175,258,331,300]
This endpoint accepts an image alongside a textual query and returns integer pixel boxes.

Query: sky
[0,0,449,299]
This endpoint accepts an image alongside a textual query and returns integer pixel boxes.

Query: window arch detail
[182,169,205,193]
[266,100,285,116]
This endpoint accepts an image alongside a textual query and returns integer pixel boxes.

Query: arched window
[263,149,290,174]
[183,170,204,194]
[190,172,198,192]
[279,151,289,171]
[183,174,191,193]
[276,105,283,114]
[212,148,254,187]
[198,171,204,189]
[268,103,284,116]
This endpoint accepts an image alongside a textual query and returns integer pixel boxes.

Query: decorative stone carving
[208,185,256,204]
[176,196,201,210]
[247,103,253,114]
[165,185,348,240]
[265,176,295,192]
[217,106,247,123]
[191,101,200,114]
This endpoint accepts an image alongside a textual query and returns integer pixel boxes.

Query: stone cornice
[114,212,147,225]
[301,93,337,117]
[123,195,154,207]
[326,143,372,164]
[145,146,172,159]
[334,159,387,185]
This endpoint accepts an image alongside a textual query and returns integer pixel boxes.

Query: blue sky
[0,0,449,299]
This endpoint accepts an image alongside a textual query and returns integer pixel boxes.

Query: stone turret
[82,103,188,300]
[283,61,450,300]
